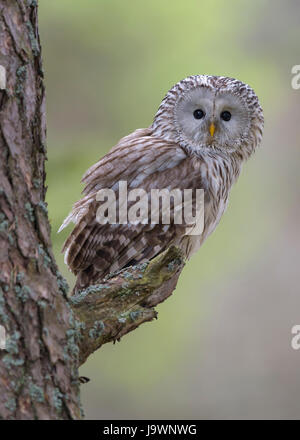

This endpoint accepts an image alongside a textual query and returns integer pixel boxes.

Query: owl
[59,75,264,293]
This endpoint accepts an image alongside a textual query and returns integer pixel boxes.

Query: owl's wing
[60,133,190,289]
[58,129,184,232]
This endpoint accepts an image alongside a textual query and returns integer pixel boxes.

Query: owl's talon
[79,376,90,384]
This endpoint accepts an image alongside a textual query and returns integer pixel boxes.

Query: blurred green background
[39,0,300,419]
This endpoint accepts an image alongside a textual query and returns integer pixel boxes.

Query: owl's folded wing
[58,131,185,232]
[59,134,189,288]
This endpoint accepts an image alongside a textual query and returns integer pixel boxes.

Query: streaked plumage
[59,75,264,293]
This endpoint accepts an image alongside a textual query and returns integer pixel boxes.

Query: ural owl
[59,75,264,293]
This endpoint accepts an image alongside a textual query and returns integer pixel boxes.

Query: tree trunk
[0,0,185,420]
[0,0,81,419]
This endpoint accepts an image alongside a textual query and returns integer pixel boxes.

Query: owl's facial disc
[174,87,250,151]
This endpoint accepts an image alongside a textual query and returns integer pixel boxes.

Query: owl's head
[152,75,264,159]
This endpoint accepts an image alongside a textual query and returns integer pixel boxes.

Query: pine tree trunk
[0,0,81,420]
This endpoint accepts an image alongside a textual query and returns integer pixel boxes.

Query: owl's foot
[79,376,90,384]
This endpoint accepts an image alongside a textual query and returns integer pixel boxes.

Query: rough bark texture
[0,0,81,420]
[0,0,185,420]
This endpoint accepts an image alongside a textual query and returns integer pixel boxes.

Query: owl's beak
[209,123,215,137]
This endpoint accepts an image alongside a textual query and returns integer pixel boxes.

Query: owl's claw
[79,376,90,384]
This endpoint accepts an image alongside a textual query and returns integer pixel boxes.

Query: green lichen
[63,346,71,361]
[24,202,35,223]
[0,212,9,232]
[7,233,14,245]
[3,331,24,368]
[0,288,9,325]
[37,299,47,309]
[5,397,16,412]
[129,310,141,321]
[29,383,45,403]
[16,65,27,77]
[3,355,24,367]
[104,261,148,281]
[64,311,85,361]
[79,401,85,419]
[103,261,149,281]
[133,261,149,272]
[38,244,52,268]
[15,285,32,303]
[16,272,24,283]
[118,283,134,298]
[74,318,86,334]
[118,316,127,324]
[13,376,25,392]
[167,257,182,272]
[25,21,39,56]
[32,178,41,189]
[6,331,21,355]
[123,271,134,280]
[38,201,48,215]
[70,283,109,304]
[52,388,63,412]
[118,309,141,324]
[15,65,27,98]
[70,291,89,305]
[56,271,69,295]
[89,320,105,339]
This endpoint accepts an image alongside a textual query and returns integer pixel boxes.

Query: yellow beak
[209,123,215,137]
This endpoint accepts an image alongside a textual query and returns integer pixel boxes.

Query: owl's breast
[180,154,234,258]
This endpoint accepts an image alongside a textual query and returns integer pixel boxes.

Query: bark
[0,0,185,420]
[0,0,81,420]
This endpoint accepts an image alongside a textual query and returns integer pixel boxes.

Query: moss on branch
[70,246,185,366]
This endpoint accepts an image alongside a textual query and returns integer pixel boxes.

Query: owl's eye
[220,110,231,121]
[193,109,205,120]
